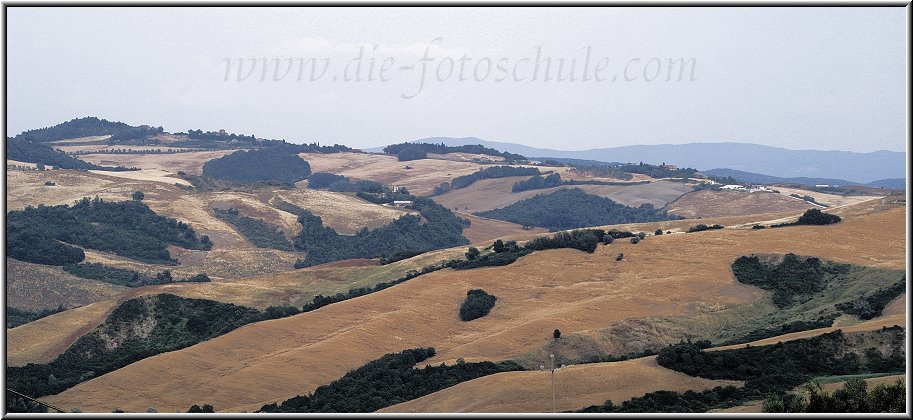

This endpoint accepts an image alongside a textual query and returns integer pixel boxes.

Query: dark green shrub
[459,289,497,321]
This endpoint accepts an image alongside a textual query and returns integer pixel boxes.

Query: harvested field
[78,150,238,175]
[774,186,883,208]
[458,213,548,244]
[381,357,741,413]
[5,170,164,211]
[435,178,693,213]
[5,258,128,311]
[43,205,905,413]
[665,189,815,218]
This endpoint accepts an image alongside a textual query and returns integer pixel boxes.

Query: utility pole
[550,353,556,413]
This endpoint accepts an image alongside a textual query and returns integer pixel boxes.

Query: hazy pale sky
[5,7,908,152]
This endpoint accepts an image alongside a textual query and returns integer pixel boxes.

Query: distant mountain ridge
[392,137,904,184]
[703,168,906,190]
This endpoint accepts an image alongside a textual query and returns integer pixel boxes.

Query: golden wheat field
[39,201,905,413]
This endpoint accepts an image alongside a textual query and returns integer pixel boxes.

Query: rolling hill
[38,200,905,413]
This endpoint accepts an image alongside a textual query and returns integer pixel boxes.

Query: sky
[5,7,908,152]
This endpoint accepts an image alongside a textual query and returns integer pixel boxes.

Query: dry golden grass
[5,170,155,211]
[42,204,905,413]
[77,150,238,175]
[381,356,741,413]
[459,213,548,244]
[666,190,815,218]
[6,299,125,367]
[5,247,467,368]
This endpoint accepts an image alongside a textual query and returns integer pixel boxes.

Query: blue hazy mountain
[386,137,904,184]
[703,168,905,190]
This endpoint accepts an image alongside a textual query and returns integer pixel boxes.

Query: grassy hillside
[7,294,263,398]
[40,205,905,413]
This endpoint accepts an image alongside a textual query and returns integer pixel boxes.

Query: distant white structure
[815,184,831,188]
[720,184,746,191]
[392,200,413,206]
[748,185,773,193]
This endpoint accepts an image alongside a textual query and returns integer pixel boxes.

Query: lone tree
[553,329,562,340]
[796,208,841,225]
[465,247,480,261]
[655,229,663,235]
[493,239,505,253]
[459,289,497,321]
[616,253,624,261]
[132,191,144,201]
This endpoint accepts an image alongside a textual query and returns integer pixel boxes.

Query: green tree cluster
[6,197,211,266]
[478,188,679,231]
